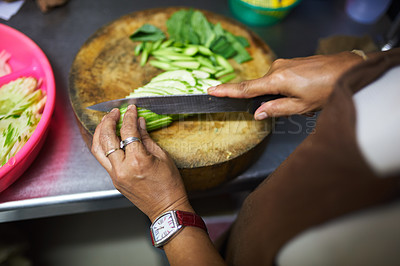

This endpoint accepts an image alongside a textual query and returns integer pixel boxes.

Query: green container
[229,0,301,26]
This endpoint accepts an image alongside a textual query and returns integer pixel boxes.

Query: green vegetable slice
[130,24,166,42]
[151,70,197,86]
[118,70,222,132]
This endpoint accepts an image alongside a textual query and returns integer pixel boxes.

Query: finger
[138,117,164,156]
[254,98,308,119]
[208,77,274,98]
[99,108,125,165]
[91,116,112,172]
[120,105,148,159]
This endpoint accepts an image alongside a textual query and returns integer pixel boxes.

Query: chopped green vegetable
[123,9,255,132]
[134,42,143,56]
[165,9,252,63]
[215,55,234,72]
[151,39,163,52]
[225,32,252,63]
[215,68,234,78]
[183,46,199,56]
[218,73,236,83]
[0,77,46,167]
[149,60,179,71]
[235,36,250,47]
[140,42,153,66]
[117,70,222,133]
[130,24,166,42]
[160,39,174,48]
[210,36,237,59]
[171,61,200,69]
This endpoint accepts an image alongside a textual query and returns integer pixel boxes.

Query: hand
[91,105,193,222]
[208,51,364,119]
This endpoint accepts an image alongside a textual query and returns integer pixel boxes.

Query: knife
[87,94,282,115]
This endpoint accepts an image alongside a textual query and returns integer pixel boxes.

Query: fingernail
[110,108,118,113]
[208,86,217,93]
[127,104,136,110]
[139,117,146,130]
[255,112,268,120]
[101,115,106,121]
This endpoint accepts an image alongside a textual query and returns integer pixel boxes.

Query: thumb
[254,97,307,119]
[208,77,272,98]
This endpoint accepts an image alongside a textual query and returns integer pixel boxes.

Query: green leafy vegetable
[129,24,166,42]
[190,10,214,46]
[235,36,250,47]
[166,9,252,63]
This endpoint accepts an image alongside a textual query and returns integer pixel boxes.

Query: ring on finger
[105,147,121,157]
[120,136,142,150]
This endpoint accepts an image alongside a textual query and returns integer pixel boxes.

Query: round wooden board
[69,7,275,191]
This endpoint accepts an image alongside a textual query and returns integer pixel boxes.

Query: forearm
[164,226,226,266]
[150,202,226,266]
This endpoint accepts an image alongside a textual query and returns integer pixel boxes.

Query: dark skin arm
[208,51,366,119]
[91,51,374,265]
[91,105,226,266]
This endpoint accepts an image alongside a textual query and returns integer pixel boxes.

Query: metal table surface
[0,0,389,222]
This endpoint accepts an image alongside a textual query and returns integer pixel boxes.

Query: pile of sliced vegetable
[119,69,221,132]
[0,77,46,167]
[123,9,252,132]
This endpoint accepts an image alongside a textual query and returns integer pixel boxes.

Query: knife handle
[248,94,284,114]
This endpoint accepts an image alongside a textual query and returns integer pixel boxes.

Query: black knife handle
[248,94,284,114]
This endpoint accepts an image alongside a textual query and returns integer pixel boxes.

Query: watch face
[152,212,179,243]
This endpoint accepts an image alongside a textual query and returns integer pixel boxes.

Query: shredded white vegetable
[0,77,46,167]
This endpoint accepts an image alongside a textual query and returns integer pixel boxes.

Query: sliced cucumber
[199,66,217,74]
[200,78,222,87]
[218,73,236,83]
[215,54,233,72]
[183,46,199,56]
[160,39,174,48]
[147,80,189,91]
[195,55,215,68]
[152,50,194,61]
[134,87,170,95]
[151,70,197,87]
[192,70,210,79]
[149,60,179,71]
[171,61,200,69]
[198,46,213,56]
[215,68,234,78]
[144,85,186,95]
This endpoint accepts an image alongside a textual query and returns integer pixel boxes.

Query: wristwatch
[150,210,207,248]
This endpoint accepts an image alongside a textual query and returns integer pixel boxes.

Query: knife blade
[87,94,282,115]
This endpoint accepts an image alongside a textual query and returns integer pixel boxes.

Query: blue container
[229,0,302,26]
[345,0,392,25]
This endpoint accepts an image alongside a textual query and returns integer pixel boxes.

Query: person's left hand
[91,105,193,222]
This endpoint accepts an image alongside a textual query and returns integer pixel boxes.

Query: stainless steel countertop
[0,0,389,222]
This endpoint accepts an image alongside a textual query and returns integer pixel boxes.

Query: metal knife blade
[87,94,282,115]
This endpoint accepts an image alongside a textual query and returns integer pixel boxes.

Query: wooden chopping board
[69,7,275,191]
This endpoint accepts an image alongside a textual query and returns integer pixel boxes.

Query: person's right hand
[208,51,364,120]
[91,105,193,222]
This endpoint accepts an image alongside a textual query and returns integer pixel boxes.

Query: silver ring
[120,136,142,150]
[105,147,121,157]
